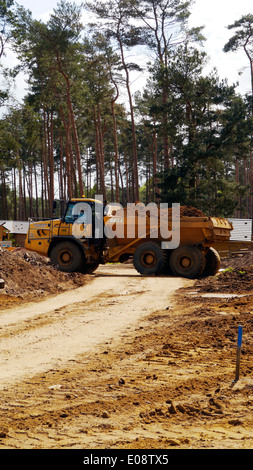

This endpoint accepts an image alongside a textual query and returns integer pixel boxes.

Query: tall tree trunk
[41,156,44,219]
[118,162,125,206]
[110,166,114,202]
[235,157,240,217]
[26,159,34,218]
[152,126,159,202]
[94,106,101,194]
[123,150,130,203]
[42,109,50,216]
[13,167,17,221]
[162,86,170,171]
[1,170,8,219]
[34,163,39,219]
[46,111,54,212]
[23,165,27,221]
[97,103,106,199]
[117,34,139,201]
[94,105,106,200]
[110,77,120,203]
[18,154,23,220]
[59,132,64,200]
[56,51,84,196]
[59,106,73,198]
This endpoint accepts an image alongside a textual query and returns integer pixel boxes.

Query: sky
[188,0,253,94]
[2,0,253,105]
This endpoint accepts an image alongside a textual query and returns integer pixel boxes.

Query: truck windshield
[64,201,93,224]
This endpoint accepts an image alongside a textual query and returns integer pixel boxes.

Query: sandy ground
[0,259,253,449]
[0,265,189,388]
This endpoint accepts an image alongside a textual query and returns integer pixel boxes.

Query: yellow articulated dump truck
[25,197,233,279]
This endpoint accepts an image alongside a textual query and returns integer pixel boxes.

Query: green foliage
[137,43,253,215]
[224,14,253,53]
[1,1,253,219]
[223,13,253,114]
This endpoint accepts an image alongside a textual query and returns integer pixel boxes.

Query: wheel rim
[58,249,72,266]
[141,251,157,268]
[180,256,192,269]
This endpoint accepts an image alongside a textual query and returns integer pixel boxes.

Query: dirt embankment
[221,250,253,270]
[196,257,253,294]
[0,248,90,309]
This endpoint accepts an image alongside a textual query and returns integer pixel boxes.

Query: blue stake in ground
[235,325,243,382]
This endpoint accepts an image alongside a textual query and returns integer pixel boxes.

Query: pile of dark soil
[194,265,253,294]
[221,250,253,270]
[0,247,89,300]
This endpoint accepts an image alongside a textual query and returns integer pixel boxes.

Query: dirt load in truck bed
[122,204,206,218]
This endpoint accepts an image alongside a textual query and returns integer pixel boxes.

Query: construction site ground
[1,248,253,450]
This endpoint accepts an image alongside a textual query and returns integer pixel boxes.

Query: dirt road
[1,262,253,449]
[0,265,191,389]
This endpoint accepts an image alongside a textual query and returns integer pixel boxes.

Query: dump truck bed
[104,215,233,262]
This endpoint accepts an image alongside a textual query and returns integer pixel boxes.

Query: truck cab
[25,197,105,273]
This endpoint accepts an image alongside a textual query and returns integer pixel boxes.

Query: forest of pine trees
[0,0,253,220]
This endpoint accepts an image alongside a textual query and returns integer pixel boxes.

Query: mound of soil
[194,265,253,293]
[221,250,253,270]
[0,247,89,302]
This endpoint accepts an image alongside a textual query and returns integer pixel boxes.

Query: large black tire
[133,242,167,275]
[169,245,206,279]
[50,241,84,273]
[82,262,99,274]
[202,247,221,277]
[162,250,172,275]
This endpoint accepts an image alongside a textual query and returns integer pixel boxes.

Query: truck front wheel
[169,245,205,279]
[50,241,84,273]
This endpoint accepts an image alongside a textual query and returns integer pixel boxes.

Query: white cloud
[17,0,55,19]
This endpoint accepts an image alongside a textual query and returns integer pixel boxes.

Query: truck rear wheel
[202,247,221,277]
[50,241,84,273]
[133,242,167,275]
[169,245,205,279]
